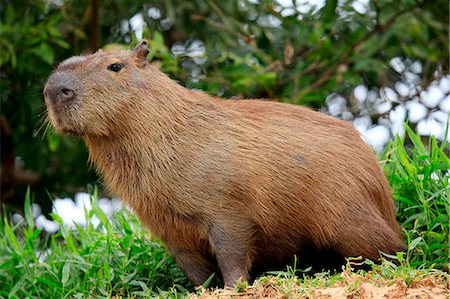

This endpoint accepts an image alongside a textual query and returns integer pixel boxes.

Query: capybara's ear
[132,40,150,66]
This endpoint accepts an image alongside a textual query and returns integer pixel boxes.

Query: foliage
[1,0,448,209]
[0,190,190,299]
[149,0,448,103]
[0,0,92,208]
[381,123,450,269]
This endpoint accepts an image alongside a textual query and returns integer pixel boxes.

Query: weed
[0,192,190,298]
[381,124,449,269]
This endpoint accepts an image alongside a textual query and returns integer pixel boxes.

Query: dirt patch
[190,270,449,299]
[313,281,446,299]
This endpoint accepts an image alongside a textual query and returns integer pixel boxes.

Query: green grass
[0,124,449,298]
[381,125,449,269]
[0,189,190,299]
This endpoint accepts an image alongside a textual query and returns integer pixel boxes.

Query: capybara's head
[43,41,152,137]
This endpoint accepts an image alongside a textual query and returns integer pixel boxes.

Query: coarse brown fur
[44,41,405,286]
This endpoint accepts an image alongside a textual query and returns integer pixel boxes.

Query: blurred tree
[0,0,448,210]
[0,0,80,210]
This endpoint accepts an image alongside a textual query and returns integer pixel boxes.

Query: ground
[190,268,449,299]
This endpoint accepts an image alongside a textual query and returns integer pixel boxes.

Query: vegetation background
[0,0,449,297]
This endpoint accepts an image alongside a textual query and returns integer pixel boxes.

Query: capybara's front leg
[172,248,216,286]
[208,220,254,286]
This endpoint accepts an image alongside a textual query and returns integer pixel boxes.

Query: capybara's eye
[107,63,124,72]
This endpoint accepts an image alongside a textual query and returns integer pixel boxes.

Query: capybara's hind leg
[208,219,255,286]
[172,249,216,286]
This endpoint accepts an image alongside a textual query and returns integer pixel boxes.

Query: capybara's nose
[44,85,76,103]
[59,87,75,101]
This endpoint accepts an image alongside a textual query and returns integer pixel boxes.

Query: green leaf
[47,26,62,38]
[396,252,405,263]
[47,134,60,152]
[9,276,26,297]
[35,42,54,65]
[61,263,71,285]
[24,187,34,229]
[409,237,423,250]
[129,280,149,293]
[50,213,64,226]
[257,72,277,89]
[24,228,42,250]
[405,125,427,155]
[52,39,71,49]
[36,277,61,290]
[321,0,338,22]
[4,221,20,252]
[201,272,216,288]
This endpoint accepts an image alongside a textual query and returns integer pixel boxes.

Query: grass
[0,124,449,298]
[381,125,449,270]
[0,189,190,298]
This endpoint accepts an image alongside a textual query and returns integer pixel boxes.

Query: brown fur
[44,41,405,286]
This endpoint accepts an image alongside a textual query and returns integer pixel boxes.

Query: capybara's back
[44,41,405,286]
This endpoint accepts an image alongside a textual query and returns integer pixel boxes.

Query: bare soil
[190,270,449,299]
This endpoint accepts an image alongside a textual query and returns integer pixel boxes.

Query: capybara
[44,41,405,286]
